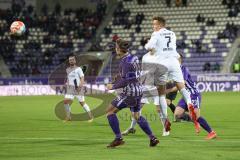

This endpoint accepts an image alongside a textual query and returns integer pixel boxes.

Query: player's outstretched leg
[177,98,200,133]
[106,104,124,148]
[157,85,171,132]
[133,112,159,147]
[194,108,217,140]
[176,83,198,126]
[188,103,200,133]
[197,117,217,140]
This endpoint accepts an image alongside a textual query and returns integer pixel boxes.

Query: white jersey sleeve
[77,67,84,78]
[145,32,158,51]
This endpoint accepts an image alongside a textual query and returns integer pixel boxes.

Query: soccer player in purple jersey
[106,39,159,148]
[167,54,217,139]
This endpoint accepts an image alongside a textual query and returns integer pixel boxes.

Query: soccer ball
[10,21,26,36]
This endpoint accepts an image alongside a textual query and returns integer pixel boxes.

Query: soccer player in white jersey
[64,55,94,122]
[122,51,170,136]
[144,16,199,132]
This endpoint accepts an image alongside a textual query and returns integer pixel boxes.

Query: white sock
[130,118,137,129]
[130,109,142,129]
[64,104,71,118]
[158,111,167,132]
[159,95,168,131]
[83,103,91,112]
[159,95,168,119]
[180,88,191,105]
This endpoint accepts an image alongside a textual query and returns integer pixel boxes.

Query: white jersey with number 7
[145,28,184,83]
[145,28,180,60]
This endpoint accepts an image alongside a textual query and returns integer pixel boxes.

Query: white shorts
[64,94,85,102]
[158,57,184,83]
[141,96,159,105]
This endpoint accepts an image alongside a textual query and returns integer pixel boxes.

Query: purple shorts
[177,94,201,111]
[111,94,142,112]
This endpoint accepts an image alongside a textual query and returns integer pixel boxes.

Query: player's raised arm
[145,33,157,54]
[78,67,85,88]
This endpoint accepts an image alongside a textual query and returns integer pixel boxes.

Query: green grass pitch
[0,92,240,160]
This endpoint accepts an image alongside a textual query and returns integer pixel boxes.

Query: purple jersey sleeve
[181,65,189,81]
[112,56,140,89]
[181,65,199,95]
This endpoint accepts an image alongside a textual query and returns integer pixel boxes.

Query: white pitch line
[0,137,240,143]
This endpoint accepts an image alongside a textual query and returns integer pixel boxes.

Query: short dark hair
[68,54,76,59]
[152,16,166,26]
[116,38,130,53]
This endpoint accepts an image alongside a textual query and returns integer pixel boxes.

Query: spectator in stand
[206,18,211,26]
[166,0,171,7]
[203,62,211,71]
[177,40,187,49]
[196,14,205,23]
[211,18,216,26]
[54,2,61,15]
[124,17,133,29]
[135,12,145,25]
[222,0,227,5]
[176,0,182,7]
[137,0,147,5]
[140,37,146,47]
[41,3,48,16]
[192,40,203,53]
[212,62,220,71]
[104,26,112,36]
[206,18,216,26]
[218,22,239,40]
[182,0,187,6]
[113,2,130,26]
[97,0,107,16]
[226,0,236,9]
[0,1,107,77]
[223,0,240,17]
[32,65,41,75]
[135,25,141,33]
[217,31,227,39]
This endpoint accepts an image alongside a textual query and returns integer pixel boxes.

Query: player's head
[68,55,77,66]
[178,53,183,64]
[115,38,130,56]
[152,16,166,31]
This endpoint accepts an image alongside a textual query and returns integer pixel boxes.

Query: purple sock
[197,116,212,133]
[137,116,154,139]
[107,114,122,139]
